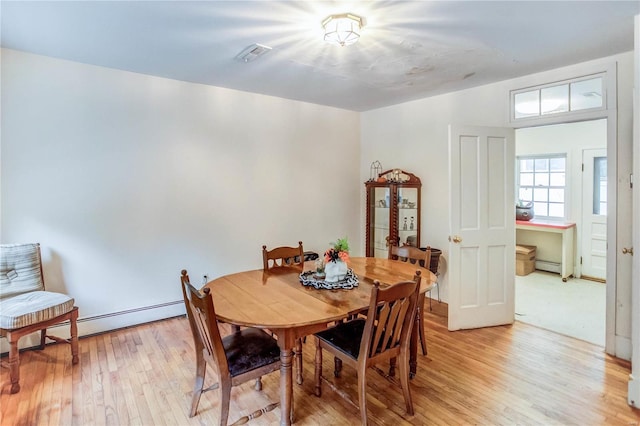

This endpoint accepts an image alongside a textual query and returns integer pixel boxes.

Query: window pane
[570,77,603,111]
[550,157,565,171]
[593,156,607,215]
[599,182,607,202]
[519,188,532,201]
[520,173,534,186]
[541,85,569,115]
[519,158,534,172]
[533,202,548,216]
[549,188,564,202]
[533,188,548,202]
[534,158,549,172]
[515,90,540,118]
[535,173,549,186]
[549,172,565,186]
[548,203,565,217]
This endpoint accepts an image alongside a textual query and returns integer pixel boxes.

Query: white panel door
[448,125,516,330]
[581,149,607,280]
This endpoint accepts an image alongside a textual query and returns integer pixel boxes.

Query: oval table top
[205,257,436,330]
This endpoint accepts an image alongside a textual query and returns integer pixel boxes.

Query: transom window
[517,155,567,219]
[511,75,604,121]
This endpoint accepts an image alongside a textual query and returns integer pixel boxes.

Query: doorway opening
[514,119,607,346]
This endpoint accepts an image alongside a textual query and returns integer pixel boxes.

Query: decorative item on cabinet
[369,160,383,182]
[365,169,422,258]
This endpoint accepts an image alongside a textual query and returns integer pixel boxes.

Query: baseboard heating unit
[535,260,562,274]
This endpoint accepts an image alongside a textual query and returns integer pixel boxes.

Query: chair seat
[315,318,366,359]
[223,327,280,377]
[0,291,75,329]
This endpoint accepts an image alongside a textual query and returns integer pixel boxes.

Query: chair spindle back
[361,271,421,360]
[180,270,229,378]
[262,241,304,270]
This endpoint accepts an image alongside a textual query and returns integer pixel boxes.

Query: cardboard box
[516,245,536,276]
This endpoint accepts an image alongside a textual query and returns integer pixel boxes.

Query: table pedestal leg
[294,339,303,385]
[279,347,293,426]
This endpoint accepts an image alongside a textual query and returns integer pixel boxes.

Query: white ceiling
[2,1,638,111]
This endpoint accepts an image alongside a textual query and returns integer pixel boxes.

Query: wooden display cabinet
[365,169,421,258]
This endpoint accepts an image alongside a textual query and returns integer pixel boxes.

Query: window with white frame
[517,155,567,219]
[512,74,604,121]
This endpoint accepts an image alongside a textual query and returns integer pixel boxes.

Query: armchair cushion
[0,291,75,329]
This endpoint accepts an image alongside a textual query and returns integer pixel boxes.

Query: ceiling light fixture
[322,13,364,47]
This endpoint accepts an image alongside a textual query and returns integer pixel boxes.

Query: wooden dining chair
[0,243,79,394]
[420,247,441,311]
[313,272,421,425]
[262,241,305,385]
[389,244,432,356]
[262,241,304,270]
[180,270,281,425]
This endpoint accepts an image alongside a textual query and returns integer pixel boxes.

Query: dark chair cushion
[315,318,366,359]
[223,327,280,377]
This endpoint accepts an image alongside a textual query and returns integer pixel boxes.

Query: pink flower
[324,238,350,263]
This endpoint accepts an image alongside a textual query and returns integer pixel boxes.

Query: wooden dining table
[204,257,436,426]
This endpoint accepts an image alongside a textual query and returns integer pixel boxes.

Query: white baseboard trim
[629,374,640,407]
[1,301,185,355]
[614,335,632,361]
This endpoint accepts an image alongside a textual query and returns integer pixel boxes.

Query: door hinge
[580,256,583,265]
[581,163,584,172]
[631,173,634,189]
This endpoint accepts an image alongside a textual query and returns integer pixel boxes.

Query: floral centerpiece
[323,237,350,283]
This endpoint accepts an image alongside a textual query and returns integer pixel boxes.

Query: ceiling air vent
[235,43,272,63]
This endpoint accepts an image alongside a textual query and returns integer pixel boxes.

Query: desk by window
[516,219,576,282]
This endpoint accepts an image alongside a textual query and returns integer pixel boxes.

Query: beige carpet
[515,270,606,346]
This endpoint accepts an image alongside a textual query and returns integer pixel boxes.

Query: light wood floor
[1,305,639,425]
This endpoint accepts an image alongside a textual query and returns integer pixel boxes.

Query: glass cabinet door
[365,169,421,258]
[397,187,419,247]
[370,186,391,258]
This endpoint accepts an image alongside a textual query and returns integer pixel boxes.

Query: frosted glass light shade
[322,13,363,46]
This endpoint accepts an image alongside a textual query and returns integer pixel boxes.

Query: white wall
[360,52,634,357]
[0,49,361,347]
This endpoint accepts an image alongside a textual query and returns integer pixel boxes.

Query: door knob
[622,247,634,255]
[449,235,462,244]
